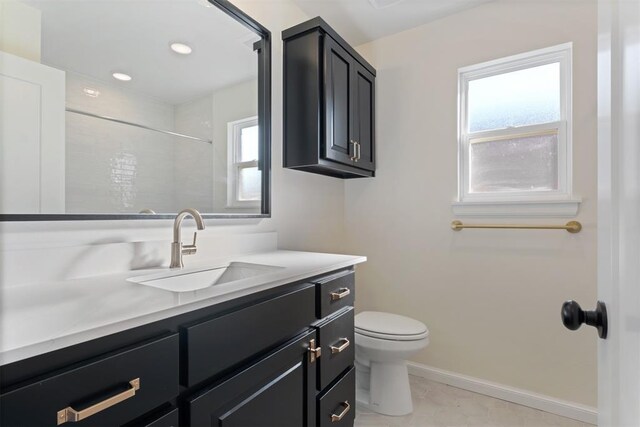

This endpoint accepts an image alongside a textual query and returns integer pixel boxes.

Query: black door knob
[561,300,607,339]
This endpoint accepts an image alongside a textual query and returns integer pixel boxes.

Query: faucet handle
[182,232,198,255]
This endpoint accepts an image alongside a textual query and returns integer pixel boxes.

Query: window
[227,116,260,208]
[454,43,580,216]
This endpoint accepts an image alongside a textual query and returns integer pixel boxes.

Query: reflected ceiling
[24,0,259,104]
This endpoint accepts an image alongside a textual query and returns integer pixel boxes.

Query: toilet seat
[355,311,429,341]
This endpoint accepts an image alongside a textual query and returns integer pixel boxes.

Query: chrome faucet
[170,208,205,269]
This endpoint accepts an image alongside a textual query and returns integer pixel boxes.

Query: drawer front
[0,334,179,427]
[315,271,355,319]
[317,307,354,390]
[183,285,316,387]
[318,367,355,427]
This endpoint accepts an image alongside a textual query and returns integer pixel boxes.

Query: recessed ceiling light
[112,72,132,82]
[83,87,100,97]
[170,42,193,55]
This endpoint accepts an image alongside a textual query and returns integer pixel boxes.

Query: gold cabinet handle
[308,338,322,363]
[330,338,350,354]
[330,400,351,422]
[57,378,140,425]
[329,288,351,301]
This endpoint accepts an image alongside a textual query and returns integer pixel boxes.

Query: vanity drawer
[316,307,354,390]
[317,367,355,427]
[314,271,355,318]
[182,285,316,387]
[0,334,179,427]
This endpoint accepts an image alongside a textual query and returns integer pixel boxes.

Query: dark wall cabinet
[283,17,376,179]
[0,269,357,427]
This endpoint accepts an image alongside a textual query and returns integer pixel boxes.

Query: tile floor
[354,376,594,427]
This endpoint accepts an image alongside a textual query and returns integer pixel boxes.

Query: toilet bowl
[354,311,429,416]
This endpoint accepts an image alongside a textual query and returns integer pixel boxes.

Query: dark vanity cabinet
[187,329,316,426]
[283,17,376,179]
[0,269,357,427]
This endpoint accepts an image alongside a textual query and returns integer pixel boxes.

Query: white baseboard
[407,362,597,425]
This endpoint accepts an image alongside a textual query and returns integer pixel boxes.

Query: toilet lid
[355,311,429,341]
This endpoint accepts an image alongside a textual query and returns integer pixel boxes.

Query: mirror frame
[0,0,271,221]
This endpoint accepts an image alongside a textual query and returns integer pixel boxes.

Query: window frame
[454,43,581,216]
[227,116,260,209]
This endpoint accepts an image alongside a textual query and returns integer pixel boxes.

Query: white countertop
[0,250,366,366]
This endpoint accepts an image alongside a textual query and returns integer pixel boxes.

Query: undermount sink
[127,262,284,293]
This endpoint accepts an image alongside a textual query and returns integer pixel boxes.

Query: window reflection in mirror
[0,0,265,216]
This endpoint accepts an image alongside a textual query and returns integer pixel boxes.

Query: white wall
[0,0,41,62]
[346,0,598,407]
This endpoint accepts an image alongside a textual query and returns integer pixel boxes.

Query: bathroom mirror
[0,0,271,220]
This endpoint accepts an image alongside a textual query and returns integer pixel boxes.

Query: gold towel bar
[451,220,582,233]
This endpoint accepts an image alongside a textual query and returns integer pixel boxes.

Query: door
[0,51,65,213]
[597,0,640,425]
[187,330,317,427]
[323,35,356,166]
[353,64,375,171]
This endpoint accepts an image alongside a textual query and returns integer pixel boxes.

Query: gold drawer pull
[57,378,140,425]
[330,338,350,354]
[330,400,351,422]
[329,288,351,301]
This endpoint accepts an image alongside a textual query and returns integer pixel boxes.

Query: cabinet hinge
[308,339,322,363]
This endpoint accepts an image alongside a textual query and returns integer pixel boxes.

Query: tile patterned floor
[354,376,594,427]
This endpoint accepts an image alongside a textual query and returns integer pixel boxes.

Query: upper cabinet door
[323,36,356,166]
[353,64,375,171]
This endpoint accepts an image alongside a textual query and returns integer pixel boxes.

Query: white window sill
[451,198,581,217]
[226,201,261,209]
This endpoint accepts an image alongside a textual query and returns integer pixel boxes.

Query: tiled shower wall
[174,94,215,212]
[65,72,217,214]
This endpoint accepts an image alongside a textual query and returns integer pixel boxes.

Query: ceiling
[24,0,259,105]
[22,0,491,104]
[292,0,493,46]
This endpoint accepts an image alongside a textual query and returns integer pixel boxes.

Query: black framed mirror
[0,0,271,221]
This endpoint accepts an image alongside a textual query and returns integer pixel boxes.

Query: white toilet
[354,311,429,416]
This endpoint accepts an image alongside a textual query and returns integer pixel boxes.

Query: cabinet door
[353,63,375,171]
[323,35,356,166]
[187,330,317,427]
